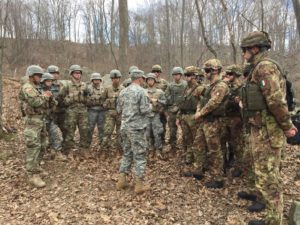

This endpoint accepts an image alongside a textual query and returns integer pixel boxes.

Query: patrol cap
[26,65,44,77]
[47,65,59,74]
[69,65,82,75]
[110,69,122,79]
[90,72,102,81]
[41,73,54,82]
[172,67,184,75]
[130,69,145,80]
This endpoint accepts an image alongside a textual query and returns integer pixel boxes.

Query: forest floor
[0,78,299,225]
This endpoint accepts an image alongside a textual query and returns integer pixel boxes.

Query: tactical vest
[178,84,198,113]
[22,83,47,115]
[147,88,164,113]
[65,81,88,105]
[87,84,104,109]
[167,82,186,106]
[103,85,124,110]
[202,80,228,117]
[241,58,284,118]
[51,82,61,99]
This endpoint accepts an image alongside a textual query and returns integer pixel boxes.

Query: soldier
[165,67,187,152]
[116,69,152,194]
[145,73,167,158]
[59,65,90,157]
[20,65,52,188]
[40,73,63,158]
[176,66,205,164]
[122,65,138,88]
[222,65,244,177]
[101,69,124,157]
[237,31,297,225]
[194,59,230,189]
[47,65,67,149]
[151,64,169,145]
[86,73,105,146]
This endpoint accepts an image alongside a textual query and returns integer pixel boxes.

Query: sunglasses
[152,70,161,73]
[242,47,251,53]
[226,72,235,76]
[184,73,195,77]
[204,68,213,73]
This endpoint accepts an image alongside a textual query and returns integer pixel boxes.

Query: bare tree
[118,0,128,74]
[180,0,185,67]
[292,0,300,38]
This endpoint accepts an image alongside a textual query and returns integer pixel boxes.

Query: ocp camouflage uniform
[165,78,187,149]
[116,71,152,179]
[145,85,167,152]
[241,51,293,225]
[101,83,124,151]
[86,78,105,145]
[21,82,51,173]
[59,76,89,151]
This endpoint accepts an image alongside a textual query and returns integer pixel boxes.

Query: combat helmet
[240,31,271,49]
[41,73,54,82]
[172,67,184,75]
[203,59,222,70]
[47,65,59,74]
[225,64,243,77]
[130,69,145,80]
[26,65,44,77]
[69,65,82,75]
[146,73,157,82]
[128,66,138,74]
[110,69,122,79]
[90,72,102,81]
[184,66,198,76]
[151,64,162,73]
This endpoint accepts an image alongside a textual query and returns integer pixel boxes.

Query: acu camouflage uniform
[86,73,105,145]
[145,74,167,152]
[101,71,124,152]
[59,65,89,151]
[117,72,152,178]
[194,60,229,182]
[241,42,293,225]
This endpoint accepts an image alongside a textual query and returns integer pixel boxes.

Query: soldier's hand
[284,126,298,138]
[43,91,52,98]
[194,111,201,120]
[176,119,181,127]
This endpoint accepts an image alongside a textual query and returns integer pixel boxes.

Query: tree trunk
[165,0,171,76]
[195,0,217,58]
[111,0,115,45]
[292,0,300,38]
[118,0,128,75]
[180,0,185,67]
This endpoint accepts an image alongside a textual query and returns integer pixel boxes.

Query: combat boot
[116,173,128,190]
[28,174,46,188]
[134,178,150,194]
[237,191,257,201]
[247,201,266,212]
[182,168,204,180]
[248,220,266,225]
[205,180,224,189]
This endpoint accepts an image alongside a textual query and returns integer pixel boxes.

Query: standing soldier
[116,69,152,194]
[122,65,138,88]
[59,65,90,157]
[21,65,52,188]
[46,65,67,153]
[194,59,229,189]
[222,65,244,177]
[86,73,105,146]
[238,31,297,225]
[145,73,167,158]
[165,67,187,152]
[101,69,124,157]
[176,66,205,164]
[151,64,169,145]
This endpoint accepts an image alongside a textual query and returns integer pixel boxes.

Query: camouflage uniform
[117,70,152,178]
[194,59,229,185]
[59,65,89,151]
[86,73,105,145]
[240,31,295,225]
[145,73,167,152]
[165,67,187,149]
[122,66,138,88]
[177,66,205,163]
[101,70,124,152]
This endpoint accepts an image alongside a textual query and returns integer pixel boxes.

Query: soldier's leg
[152,114,164,151]
[54,112,67,141]
[78,110,90,149]
[167,112,177,148]
[193,125,207,172]
[250,126,283,225]
[24,116,43,172]
[97,110,105,144]
[115,116,122,150]
[203,119,224,184]
[119,130,133,174]
[87,109,98,145]
[48,120,62,151]
[160,113,167,144]
[62,110,77,150]
[101,112,115,150]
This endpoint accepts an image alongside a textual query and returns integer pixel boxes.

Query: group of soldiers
[19,31,297,225]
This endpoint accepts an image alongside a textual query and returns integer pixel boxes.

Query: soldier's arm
[256,61,293,131]
[23,87,49,108]
[197,83,228,117]
[157,90,167,106]
[116,91,123,114]
[139,90,152,114]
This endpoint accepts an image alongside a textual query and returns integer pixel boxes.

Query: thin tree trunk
[260,0,264,31]
[220,0,237,63]
[180,0,185,67]
[165,0,171,75]
[118,0,128,74]
[195,0,217,58]
[292,0,300,38]
[110,0,115,45]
